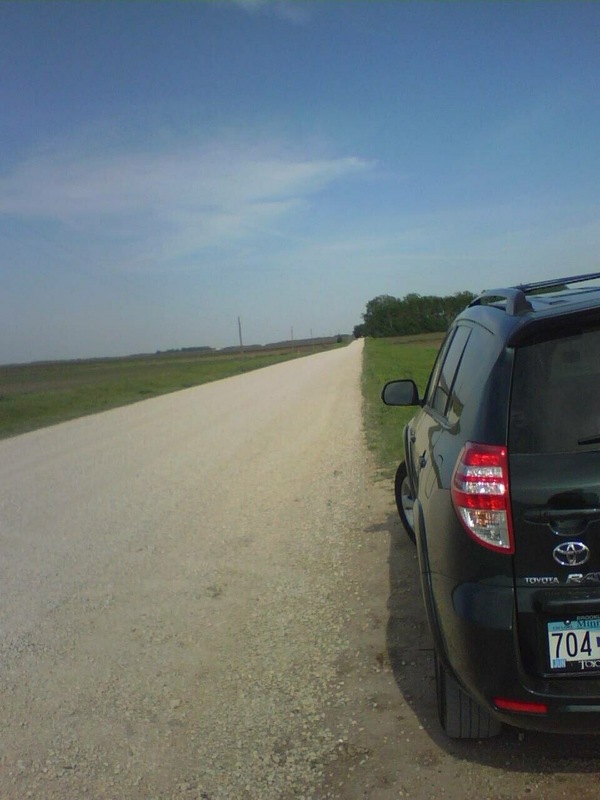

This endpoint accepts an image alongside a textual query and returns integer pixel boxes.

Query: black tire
[394,461,416,544]
[434,653,502,739]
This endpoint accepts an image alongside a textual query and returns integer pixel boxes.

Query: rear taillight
[451,442,514,554]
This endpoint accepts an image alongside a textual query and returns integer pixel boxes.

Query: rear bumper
[435,577,600,733]
[492,691,600,734]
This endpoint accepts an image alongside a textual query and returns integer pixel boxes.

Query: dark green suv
[383,272,600,738]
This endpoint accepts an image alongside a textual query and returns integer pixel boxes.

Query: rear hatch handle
[524,508,600,523]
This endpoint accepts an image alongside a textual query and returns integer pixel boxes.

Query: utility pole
[238,316,244,356]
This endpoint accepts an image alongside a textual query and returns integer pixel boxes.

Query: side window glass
[424,329,456,408]
[430,326,471,417]
[447,326,491,425]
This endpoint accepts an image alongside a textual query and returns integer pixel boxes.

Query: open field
[0,339,346,440]
[0,332,441,445]
[361,332,443,474]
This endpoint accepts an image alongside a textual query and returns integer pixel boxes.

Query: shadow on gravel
[384,511,600,775]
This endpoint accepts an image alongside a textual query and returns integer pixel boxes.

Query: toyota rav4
[382,272,600,737]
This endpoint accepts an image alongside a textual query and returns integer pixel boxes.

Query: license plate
[548,616,600,672]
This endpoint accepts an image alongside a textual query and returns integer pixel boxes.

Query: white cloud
[231,0,311,24]
[0,138,369,271]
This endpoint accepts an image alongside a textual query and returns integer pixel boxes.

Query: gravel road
[2,339,600,800]
[0,341,371,799]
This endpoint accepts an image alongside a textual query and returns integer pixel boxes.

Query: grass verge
[0,343,342,440]
[361,334,443,477]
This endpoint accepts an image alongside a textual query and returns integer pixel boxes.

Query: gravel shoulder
[2,339,600,799]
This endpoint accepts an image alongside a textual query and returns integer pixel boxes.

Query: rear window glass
[510,328,600,453]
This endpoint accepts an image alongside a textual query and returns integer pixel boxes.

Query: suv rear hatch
[509,322,600,678]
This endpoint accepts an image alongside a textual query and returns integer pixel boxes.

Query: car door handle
[419,452,427,469]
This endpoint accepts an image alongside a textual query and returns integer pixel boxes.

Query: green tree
[359,290,476,338]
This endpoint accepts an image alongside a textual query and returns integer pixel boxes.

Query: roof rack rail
[517,271,600,293]
[469,288,533,316]
[469,271,600,316]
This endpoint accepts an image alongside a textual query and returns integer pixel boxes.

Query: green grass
[361,334,443,476]
[0,343,342,440]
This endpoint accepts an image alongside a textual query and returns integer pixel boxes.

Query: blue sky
[1,1,600,363]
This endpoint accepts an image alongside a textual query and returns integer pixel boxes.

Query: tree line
[354,291,476,338]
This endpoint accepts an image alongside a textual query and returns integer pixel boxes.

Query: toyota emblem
[553,541,590,567]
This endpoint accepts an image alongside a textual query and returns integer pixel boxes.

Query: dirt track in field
[1,339,599,799]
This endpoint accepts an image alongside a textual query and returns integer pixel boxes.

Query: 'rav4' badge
[566,572,600,585]
[553,541,590,567]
